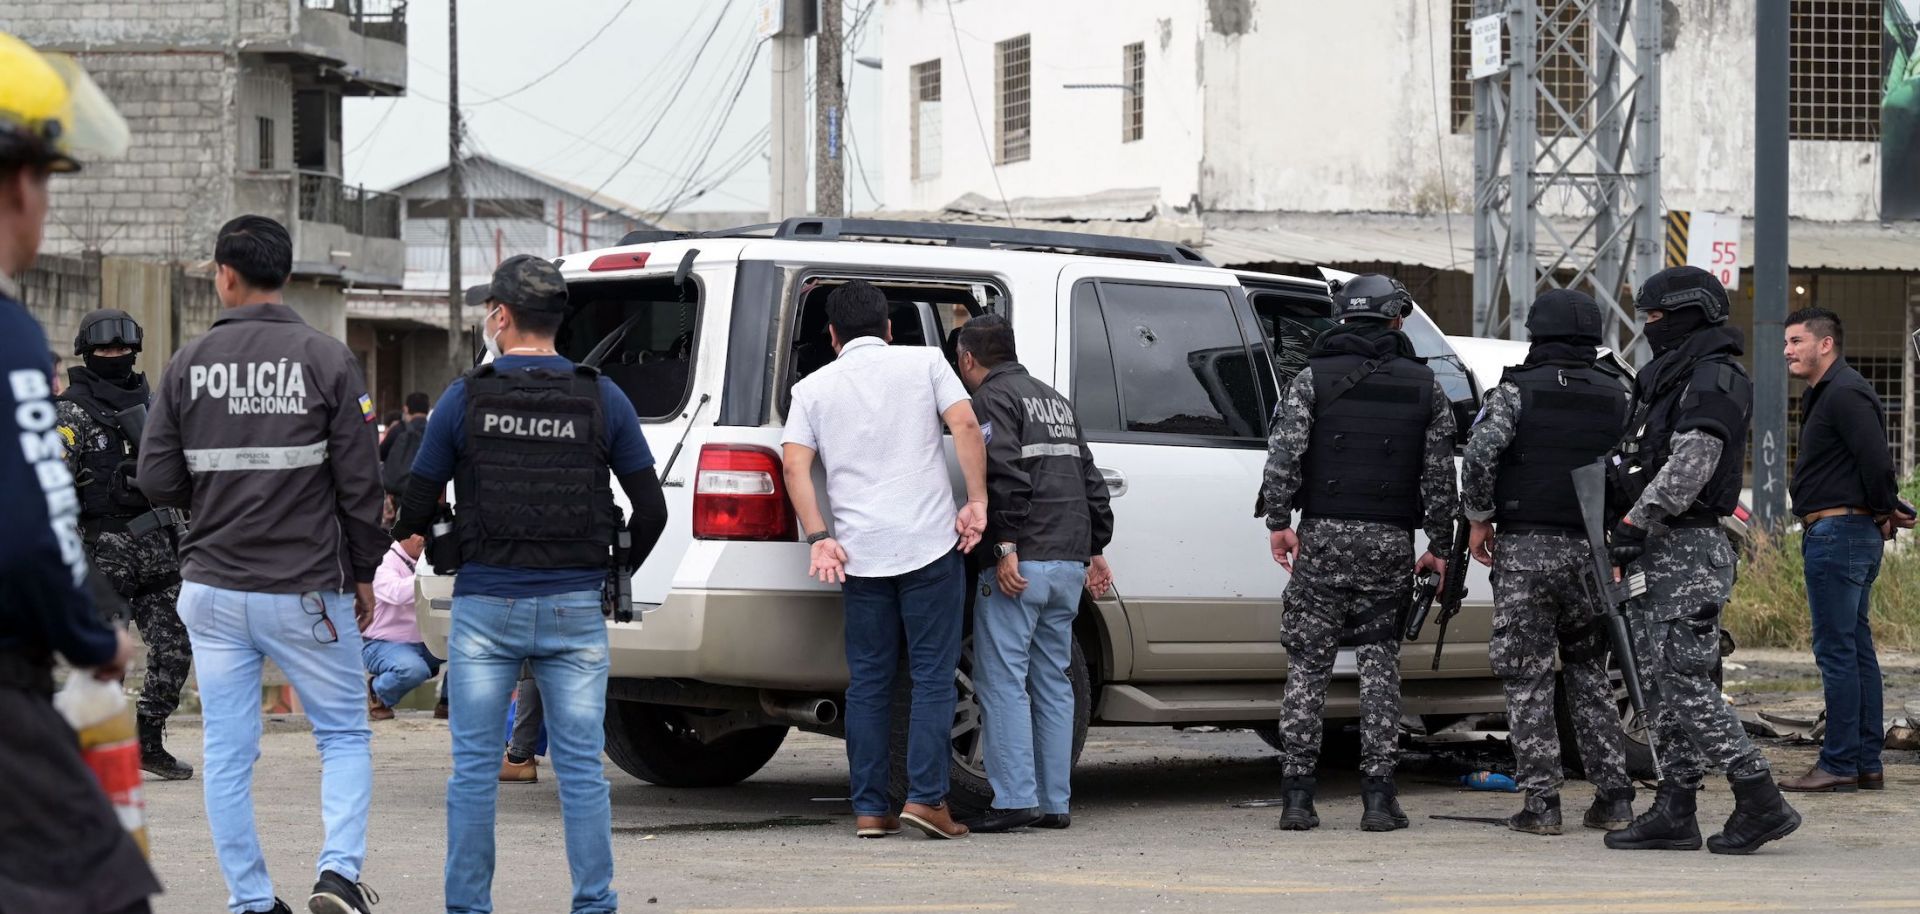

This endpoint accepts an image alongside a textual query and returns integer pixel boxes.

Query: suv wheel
[602,700,789,787]
[887,632,1092,818]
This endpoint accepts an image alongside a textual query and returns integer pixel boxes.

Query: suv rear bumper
[417,578,853,691]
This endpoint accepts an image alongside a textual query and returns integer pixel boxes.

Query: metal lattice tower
[1471,0,1662,353]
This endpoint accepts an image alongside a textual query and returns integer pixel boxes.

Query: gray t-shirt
[782,337,971,577]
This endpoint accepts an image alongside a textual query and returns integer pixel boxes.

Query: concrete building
[879,0,1920,468]
[343,155,662,415]
[0,0,409,340]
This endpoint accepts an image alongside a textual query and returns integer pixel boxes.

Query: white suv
[419,219,1524,812]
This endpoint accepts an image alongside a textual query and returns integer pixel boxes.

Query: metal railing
[302,0,408,43]
[297,171,402,239]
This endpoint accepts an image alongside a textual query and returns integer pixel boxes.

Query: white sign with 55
[1686,211,1742,292]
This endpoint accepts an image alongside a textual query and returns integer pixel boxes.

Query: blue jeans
[1802,514,1886,777]
[975,560,1083,813]
[445,590,613,914]
[175,582,372,914]
[841,551,964,816]
[362,638,443,708]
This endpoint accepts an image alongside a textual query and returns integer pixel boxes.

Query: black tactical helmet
[73,308,142,355]
[1332,273,1414,322]
[1634,265,1730,325]
[1525,288,1604,343]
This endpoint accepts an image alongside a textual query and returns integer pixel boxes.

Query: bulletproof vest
[453,363,620,569]
[1298,350,1434,529]
[1493,362,1630,528]
[1621,352,1750,520]
[60,373,152,520]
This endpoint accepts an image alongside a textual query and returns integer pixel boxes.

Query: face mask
[482,306,503,359]
[1644,309,1707,355]
[85,352,137,382]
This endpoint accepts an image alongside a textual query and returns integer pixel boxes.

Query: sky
[342,0,886,217]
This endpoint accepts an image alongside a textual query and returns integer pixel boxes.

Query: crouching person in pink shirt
[362,534,442,721]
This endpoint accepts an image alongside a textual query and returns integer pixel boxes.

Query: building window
[910,59,942,180]
[1789,0,1882,141]
[1447,1,1589,136]
[995,34,1031,164]
[255,116,275,170]
[1122,42,1145,142]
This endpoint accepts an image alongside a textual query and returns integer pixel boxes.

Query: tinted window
[1401,308,1477,407]
[1248,288,1336,389]
[1094,282,1265,439]
[1071,281,1121,432]
[556,277,698,421]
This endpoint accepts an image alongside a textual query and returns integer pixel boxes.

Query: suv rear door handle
[1098,467,1127,497]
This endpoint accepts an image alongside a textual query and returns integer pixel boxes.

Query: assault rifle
[1573,460,1663,780]
[1426,515,1472,670]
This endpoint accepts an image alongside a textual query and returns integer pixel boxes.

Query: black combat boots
[1507,795,1563,835]
[1583,785,1636,831]
[1359,776,1409,832]
[1603,781,1701,850]
[1278,775,1319,831]
[1706,771,1802,855]
[138,715,193,780]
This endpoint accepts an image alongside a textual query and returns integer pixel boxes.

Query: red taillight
[587,252,650,272]
[692,444,796,541]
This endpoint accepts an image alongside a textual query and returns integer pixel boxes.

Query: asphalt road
[139,714,1919,914]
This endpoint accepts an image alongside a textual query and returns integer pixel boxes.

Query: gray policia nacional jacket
[136,303,386,593]
[972,361,1114,563]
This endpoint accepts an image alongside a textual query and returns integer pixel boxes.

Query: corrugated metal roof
[1202,213,1920,272]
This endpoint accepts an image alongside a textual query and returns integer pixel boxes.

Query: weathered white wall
[882,0,1883,223]
[880,0,1207,212]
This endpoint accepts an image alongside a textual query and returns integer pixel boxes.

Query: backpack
[381,418,424,496]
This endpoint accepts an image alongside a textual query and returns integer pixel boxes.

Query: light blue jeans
[362,638,443,708]
[445,590,613,914]
[176,581,372,914]
[974,560,1084,814]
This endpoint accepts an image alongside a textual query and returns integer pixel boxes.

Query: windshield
[1402,307,1478,408]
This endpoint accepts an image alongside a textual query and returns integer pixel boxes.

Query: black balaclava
[1644,308,1709,356]
[84,351,138,384]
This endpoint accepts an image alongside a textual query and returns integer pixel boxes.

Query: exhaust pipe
[759,692,839,727]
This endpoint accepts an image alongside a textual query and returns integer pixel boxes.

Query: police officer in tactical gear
[57,308,194,780]
[1259,273,1460,832]
[1602,266,1802,855]
[392,254,669,911]
[1461,290,1634,835]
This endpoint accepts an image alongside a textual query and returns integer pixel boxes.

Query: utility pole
[768,0,809,221]
[446,0,465,376]
[1751,0,1789,532]
[813,0,844,216]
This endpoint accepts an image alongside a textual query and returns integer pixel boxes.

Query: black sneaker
[309,870,378,914]
[1032,813,1072,830]
[962,807,1042,833]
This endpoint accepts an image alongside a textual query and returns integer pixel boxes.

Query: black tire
[888,632,1092,818]
[1251,723,1286,752]
[602,700,789,788]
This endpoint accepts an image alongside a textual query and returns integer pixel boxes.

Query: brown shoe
[499,753,538,783]
[1860,771,1884,791]
[854,815,902,838]
[432,699,449,720]
[899,802,969,839]
[1777,765,1858,793]
[367,681,394,721]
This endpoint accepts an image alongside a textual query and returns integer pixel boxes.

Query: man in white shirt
[782,280,989,840]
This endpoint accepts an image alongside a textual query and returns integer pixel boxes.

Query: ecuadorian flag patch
[358,393,375,423]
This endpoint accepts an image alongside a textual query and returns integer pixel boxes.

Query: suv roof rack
[617,218,1212,267]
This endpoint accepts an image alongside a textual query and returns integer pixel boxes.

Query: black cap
[469,254,569,313]
[1524,289,1604,344]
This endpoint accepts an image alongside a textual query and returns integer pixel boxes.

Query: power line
[650,39,766,216]
[580,0,738,205]
[942,0,1015,226]
[469,0,636,106]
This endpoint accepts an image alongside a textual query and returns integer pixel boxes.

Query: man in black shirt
[1779,307,1914,793]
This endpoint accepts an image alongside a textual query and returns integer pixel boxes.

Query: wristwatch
[994,542,1018,559]
[805,531,832,545]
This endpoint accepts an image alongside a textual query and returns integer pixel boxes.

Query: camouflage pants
[1277,518,1410,778]
[1489,531,1630,810]
[1631,526,1768,787]
[90,527,188,722]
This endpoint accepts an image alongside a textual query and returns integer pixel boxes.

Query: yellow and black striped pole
[1664,210,1690,268]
